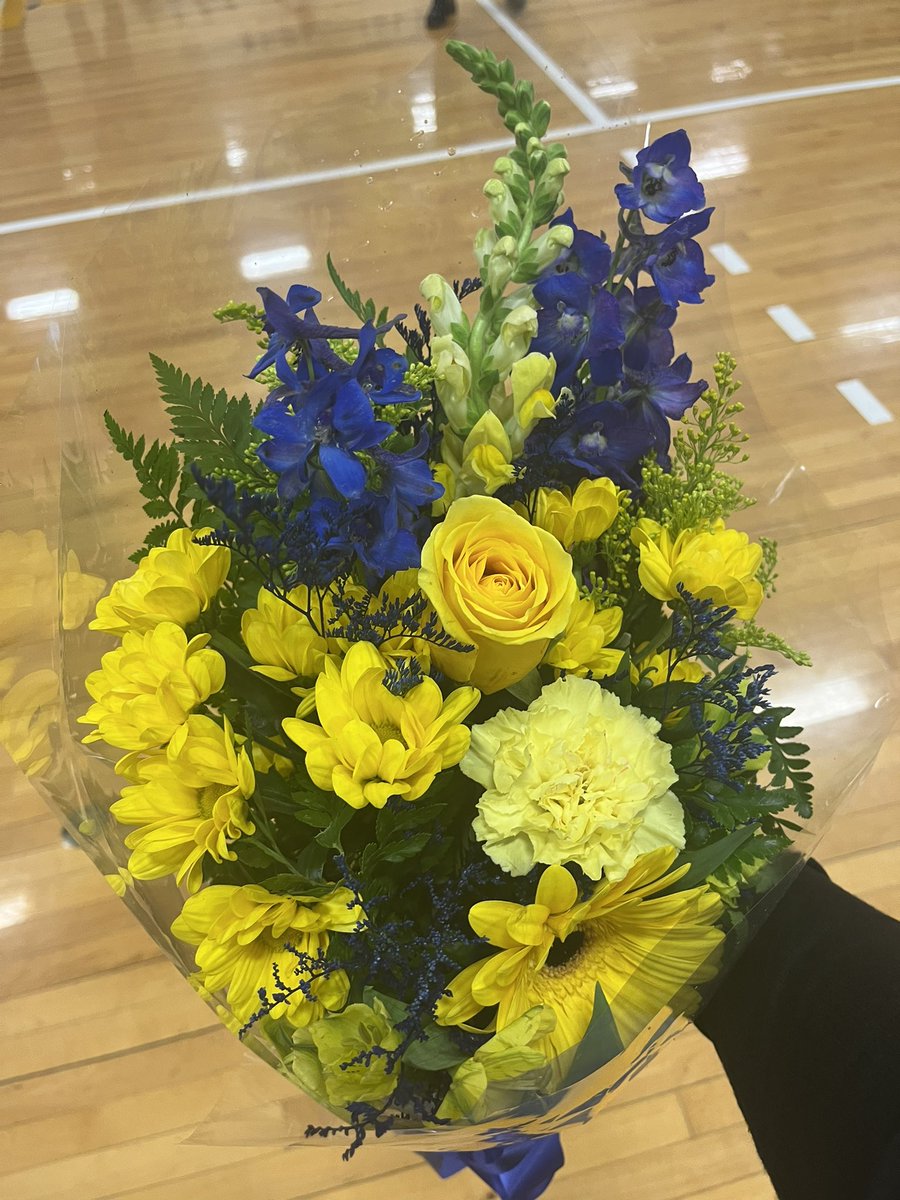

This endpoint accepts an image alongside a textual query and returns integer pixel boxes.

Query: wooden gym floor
[1,1,898,1197]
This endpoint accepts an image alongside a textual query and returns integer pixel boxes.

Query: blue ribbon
[423,1134,564,1200]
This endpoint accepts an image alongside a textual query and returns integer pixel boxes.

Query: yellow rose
[418,496,577,694]
[633,519,764,620]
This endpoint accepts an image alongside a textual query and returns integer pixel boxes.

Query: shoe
[426,0,457,29]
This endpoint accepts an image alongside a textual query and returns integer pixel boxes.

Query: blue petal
[319,444,367,498]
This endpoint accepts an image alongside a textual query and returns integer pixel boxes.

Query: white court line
[836,379,894,425]
[0,126,591,238]
[2,73,900,238]
[474,0,609,126]
[709,242,751,275]
[617,73,900,125]
[767,304,815,343]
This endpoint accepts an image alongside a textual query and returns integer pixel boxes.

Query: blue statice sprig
[328,586,475,658]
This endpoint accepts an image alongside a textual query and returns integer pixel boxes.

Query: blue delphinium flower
[618,285,677,372]
[531,273,624,389]
[615,130,706,224]
[618,353,707,458]
[248,284,375,379]
[541,208,612,285]
[253,322,423,502]
[644,209,715,306]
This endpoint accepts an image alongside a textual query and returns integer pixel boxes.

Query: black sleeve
[693,860,900,1200]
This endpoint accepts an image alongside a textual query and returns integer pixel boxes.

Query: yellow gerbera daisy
[110,714,255,893]
[90,527,231,637]
[283,641,479,809]
[171,882,362,1025]
[78,622,225,755]
[436,847,723,1066]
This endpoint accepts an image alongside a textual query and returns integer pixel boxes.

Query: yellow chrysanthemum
[283,642,479,809]
[241,585,339,684]
[0,667,59,777]
[519,478,621,551]
[78,622,225,754]
[436,848,723,1064]
[464,676,684,880]
[630,646,706,688]
[633,518,763,619]
[90,527,231,637]
[110,714,256,893]
[171,882,361,1024]
[542,598,624,679]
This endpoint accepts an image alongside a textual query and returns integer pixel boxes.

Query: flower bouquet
[19,37,884,1200]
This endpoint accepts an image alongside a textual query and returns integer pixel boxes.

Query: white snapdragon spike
[430,334,474,433]
[473,226,498,270]
[485,303,539,374]
[440,412,515,500]
[485,236,518,294]
[419,273,464,338]
[530,223,574,272]
[483,177,517,227]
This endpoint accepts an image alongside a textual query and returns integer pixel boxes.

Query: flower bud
[485,303,538,374]
[431,334,473,433]
[486,235,518,293]
[420,273,464,338]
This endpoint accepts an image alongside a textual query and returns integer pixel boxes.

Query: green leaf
[325,253,390,336]
[257,872,337,898]
[662,825,759,894]
[504,668,542,705]
[403,1024,469,1072]
[562,983,623,1085]
[149,353,258,476]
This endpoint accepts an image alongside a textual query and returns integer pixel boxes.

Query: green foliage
[445,42,555,158]
[761,707,814,819]
[723,620,813,668]
[326,253,390,332]
[641,352,754,535]
[103,411,192,559]
[149,353,262,479]
[213,299,266,335]
[757,536,779,597]
[562,983,623,1085]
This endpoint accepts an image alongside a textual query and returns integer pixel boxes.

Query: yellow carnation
[418,495,578,694]
[172,882,361,1024]
[110,714,255,893]
[523,477,620,550]
[282,642,478,809]
[633,519,763,619]
[462,675,684,880]
[78,622,225,754]
[543,599,623,679]
[90,527,231,637]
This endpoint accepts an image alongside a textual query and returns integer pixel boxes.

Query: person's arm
[694,861,900,1200]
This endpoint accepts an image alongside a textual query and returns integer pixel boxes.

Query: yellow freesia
[436,849,723,1066]
[110,714,255,893]
[172,882,361,1024]
[543,598,624,679]
[282,642,479,809]
[90,527,231,637]
[78,622,225,754]
[633,519,763,619]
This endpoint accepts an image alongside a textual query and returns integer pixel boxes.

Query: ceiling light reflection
[711,59,753,83]
[5,289,80,321]
[0,895,29,930]
[586,76,638,100]
[240,245,311,281]
[840,316,900,343]
[691,144,749,180]
[411,90,437,134]
[773,676,875,727]
[226,140,248,170]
